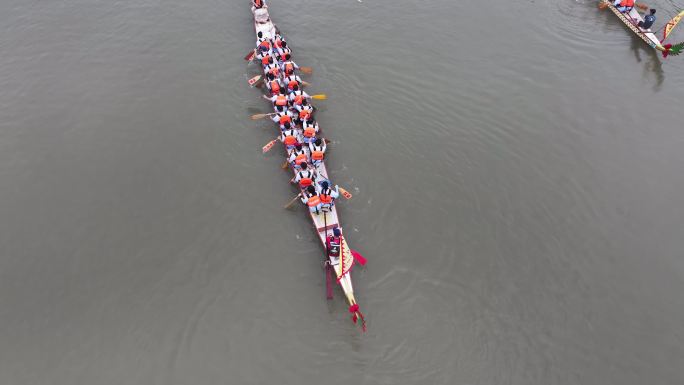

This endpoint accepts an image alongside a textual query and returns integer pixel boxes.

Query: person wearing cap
[638,9,656,29]
[326,228,342,259]
[300,185,322,214]
[319,181,340,212]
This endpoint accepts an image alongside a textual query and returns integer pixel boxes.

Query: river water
[1,0,684,384]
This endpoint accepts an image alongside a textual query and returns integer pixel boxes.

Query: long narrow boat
[599,0,684,57]
[250,3,366,330]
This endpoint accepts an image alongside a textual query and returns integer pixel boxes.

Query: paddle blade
[300,66,313,74]
[251,113,270,120]
[339,187,352,200]
[325,263,334,299]
[244,49,256,61]
[248,75,262,86]
[283,194,301,209]
[312,94,327,100]
[281,160,289,169]
[598,2,608,9]
[351,249,367,266]
[262,139,277,153]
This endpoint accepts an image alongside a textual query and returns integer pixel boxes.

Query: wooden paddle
[339,187,352,200]
[284,193,302,209]
[248,74,262,87]
[311,94,327,100]
[262,139,277,153]
[299,66,313,74]
[281,160,289,169]
[251,112,276,120]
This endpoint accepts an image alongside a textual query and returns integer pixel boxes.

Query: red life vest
[254,0,263,8]
[299,109,311,120]
[306,194,321,207]
[275,95,287,106]
[261,55,270,65]
[298,171,313,188]
[303,127,316,138]
[294,153,307,166]
[621,0,634,7]
[282,134,297,146]
[288,80,298,90]
[269,81,280,94]
[320,192,333,204]
[311,150,324,161]
[268,67,280,76]
[293,95,303,105]
[284,63,294,74]
[259,40,270,50]
[279,114,291,125]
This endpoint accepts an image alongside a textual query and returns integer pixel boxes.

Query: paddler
[326,228,342,259]
[319,181,340,212]
[613,0,634,13]
[309,137,327,166]
[275,41,291,62]
[300,185,322,214]
[263,57,280,77]
[284,73,303,92]
[301,118,319,144]
[296,99,314,122]
[263,91,289,109]
[280,54,299,75]
[272,106,294,128]
[280,125,300,150]
[265,73,282,95]
[638,9,656,29]
[288,143,308,169]
[255,45,272,65]
[294,162,317,188]
[289,84,311,105]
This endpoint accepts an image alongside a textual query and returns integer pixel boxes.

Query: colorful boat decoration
[248,2,367,331]
[599,0,684,57]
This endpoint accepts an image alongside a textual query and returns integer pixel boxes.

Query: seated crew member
[301,118,319,144]
[265,73,282,95]
[284,73,303,92]
[255,44,272,64]
[275,41,291,62]
[300,185,322,214]
[272,106,294,128]
[288,143,308,169]
[280,54,299,75]
[263,91,289,110]
[263,57,280,77]
[296,99,314,121]
[280,125,300,150]
[309,137,327,166]
[326,228,343,259]
[638,9,656,29]
[613,0,634,13]
[319,181,340,212]
[294,162,317,189]
[289,85,311,105]
[273,33,286,50]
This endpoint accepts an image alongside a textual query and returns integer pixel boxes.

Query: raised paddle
[251,112,277,120]
[299,66,313,74]
[311,94,327,100]
[262,139,277,153]
[283,193,301,209]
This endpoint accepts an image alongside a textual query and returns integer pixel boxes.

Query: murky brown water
[1,0,684,384]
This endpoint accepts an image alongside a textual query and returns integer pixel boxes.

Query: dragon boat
[249,3,367,331]
[599,0,684,57]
